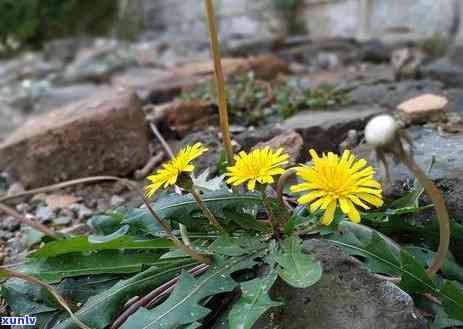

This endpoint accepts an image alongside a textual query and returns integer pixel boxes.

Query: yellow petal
[321,200,337,225]
[357,193,384,207]
[347,207,361,223]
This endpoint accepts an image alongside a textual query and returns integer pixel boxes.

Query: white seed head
[365,115,398,147]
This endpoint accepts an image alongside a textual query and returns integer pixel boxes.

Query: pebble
[7,182,25,195]
[35,206,54,223]
[70,204,93,220]
[110,195,125,207]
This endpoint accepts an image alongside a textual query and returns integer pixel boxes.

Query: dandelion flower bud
[365,115,398,148]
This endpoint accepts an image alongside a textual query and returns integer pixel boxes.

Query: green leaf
[223,209,271,233]
[276,236,321,288]
[439,281,463,321]
[123,191,261,234]
[192,169,226,192]
[87,212,125,235]
[228,269,282,329]
[30,234,172,258]
[14,250,163,283]
[405,246,463,283]
[326,224,401,275]
[208,235,250,256]
[432,305,463,329]
[52,259,196,329]
[399,250,435,294]
[1,278,57,315]
[121,252,265,329]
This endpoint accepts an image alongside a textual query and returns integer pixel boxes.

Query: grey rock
[70,204,93,220]
[418,58,463,88]
[63,45,136,83]
[349,80,445,110]
[35,84,111,114]
[359,126,463,221]
[0,102,24,137]
[280,104,384,157]
[254,239,426,329]
[234,127,284,151]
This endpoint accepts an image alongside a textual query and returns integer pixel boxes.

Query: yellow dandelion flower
[226,147,289,191]
[145,143,207,197]
[290,149,383,225]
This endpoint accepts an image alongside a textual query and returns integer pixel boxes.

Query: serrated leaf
[439,281,463,321]
[13,251,163,283]
[276,236,321,288]
[228,269,282,329]
[30,234,172,258]
[52,259,196,329]
[121,252,265,329]
[192,169,226,192]
[123,191,261,235]
[399,250,435,294]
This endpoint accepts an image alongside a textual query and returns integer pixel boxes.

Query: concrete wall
[142,0,463,43]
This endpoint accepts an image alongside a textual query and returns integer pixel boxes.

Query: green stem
[260,190,278,237]
[190,188,226,233]
[141,196,211,264]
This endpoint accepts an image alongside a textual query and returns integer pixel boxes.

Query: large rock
[147,100,219,138]
[418,58,463,88]
[349,80,445,110]
[280,105,385,159]
[359,126,463,220]
[254,130,303,165]
[0,89,149,188]
[255,239,426,329]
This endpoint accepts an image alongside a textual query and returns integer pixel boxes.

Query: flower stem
[141,196,211,264]
[260,190,279,237]
[204,0,234,165]
[190,188,225,233]
[396,147,450,277]
[0,268,91,329]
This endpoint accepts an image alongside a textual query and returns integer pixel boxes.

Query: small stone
[7,182,24,195]
[70,204,93,220]
[35,206,54,223]
[110,195,125,207]
[16,203,31,213]
[397,94,448,125]
[52,217,72,226]
[254,130,303,165]
[1,216,20,232]
[45,194,81,210]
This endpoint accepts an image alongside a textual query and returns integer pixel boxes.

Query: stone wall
[142,0,463,43]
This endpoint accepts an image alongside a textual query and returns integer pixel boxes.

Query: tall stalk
[204,0,234,165]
